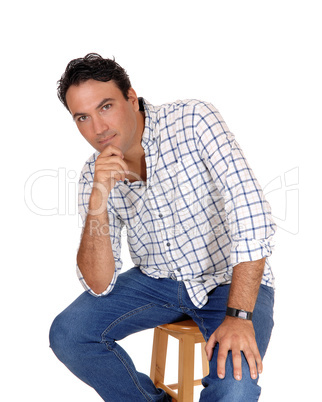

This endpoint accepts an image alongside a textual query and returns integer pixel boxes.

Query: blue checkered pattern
[77,99,276,308]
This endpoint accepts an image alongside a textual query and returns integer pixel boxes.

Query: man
[50,53,275,401]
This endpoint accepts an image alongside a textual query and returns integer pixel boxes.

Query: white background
[1,0,321,400]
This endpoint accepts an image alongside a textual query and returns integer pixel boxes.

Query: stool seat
[150,319,209,402]
[159,320,201,334]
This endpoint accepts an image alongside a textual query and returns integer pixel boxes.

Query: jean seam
[104,342,153,401]
[101,302,155,342]
[178,281,184,309]
[188,308,209,340]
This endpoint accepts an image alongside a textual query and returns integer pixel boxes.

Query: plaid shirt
[77,98,276,308]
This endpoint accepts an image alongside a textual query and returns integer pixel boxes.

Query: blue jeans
[49,267,274,401]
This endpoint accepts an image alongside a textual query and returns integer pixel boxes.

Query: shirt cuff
[76,264,118,297]
[230,238,275,266]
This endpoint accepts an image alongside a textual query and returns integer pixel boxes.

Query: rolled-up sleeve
[76,159,124,296]
[195,102,276,266]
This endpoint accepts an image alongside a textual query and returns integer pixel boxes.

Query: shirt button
[166,242,170,247]
[124,179,129,185]
[159,213,163,218]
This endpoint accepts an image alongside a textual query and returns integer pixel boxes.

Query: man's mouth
[98,134,117,145]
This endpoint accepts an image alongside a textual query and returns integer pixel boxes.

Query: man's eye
[102,104,111,111]
[78,116,87,122]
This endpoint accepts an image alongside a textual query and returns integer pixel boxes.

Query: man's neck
[124,110,147,182]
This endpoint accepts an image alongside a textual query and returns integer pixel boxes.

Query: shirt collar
[139,97,158,150]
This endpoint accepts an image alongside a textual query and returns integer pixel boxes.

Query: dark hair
[57,53,132,111]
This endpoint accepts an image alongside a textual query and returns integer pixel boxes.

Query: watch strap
[226,307,253,321]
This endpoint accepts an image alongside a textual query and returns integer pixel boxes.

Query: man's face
[66,79,141,155]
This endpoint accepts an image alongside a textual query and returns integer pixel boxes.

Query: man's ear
[127,88,139,111]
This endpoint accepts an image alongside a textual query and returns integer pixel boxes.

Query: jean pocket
[101,302,156,342]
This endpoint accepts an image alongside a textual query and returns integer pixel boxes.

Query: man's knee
[49,310,75,363]
[201,350,261,401]
[201,375,261,401]
[49,303,93,366]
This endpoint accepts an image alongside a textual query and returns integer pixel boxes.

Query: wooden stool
[150,319,209,402]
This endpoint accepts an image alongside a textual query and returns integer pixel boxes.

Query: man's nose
[93,115,108,135]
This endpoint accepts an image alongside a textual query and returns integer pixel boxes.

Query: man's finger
[254,348,263,375]
[243,348,258,379]
[100,144,124,157]
[231,347,242,381]
[96,155,129,172]
[205,333,216,362]
[216,343,229,379]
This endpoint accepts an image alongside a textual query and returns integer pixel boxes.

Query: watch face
[238,311,248,319]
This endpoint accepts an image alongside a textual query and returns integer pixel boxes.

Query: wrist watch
[226,307,253,321]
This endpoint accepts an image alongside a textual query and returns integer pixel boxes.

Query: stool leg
[201,341,209,377]
[178,334,195,402]
[150,328,169,386]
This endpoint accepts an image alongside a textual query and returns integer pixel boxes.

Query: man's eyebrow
[72,98,115,120]
[96,97,115,110]
[72,112,87,120]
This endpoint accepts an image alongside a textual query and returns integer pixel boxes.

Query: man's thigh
[53,267,186,343]
[193,284,274,356]
[194,284,274,401]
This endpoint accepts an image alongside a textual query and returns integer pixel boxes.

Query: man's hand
[205,316,262,381]
[94,145,129,191]
[90,145,129,215]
